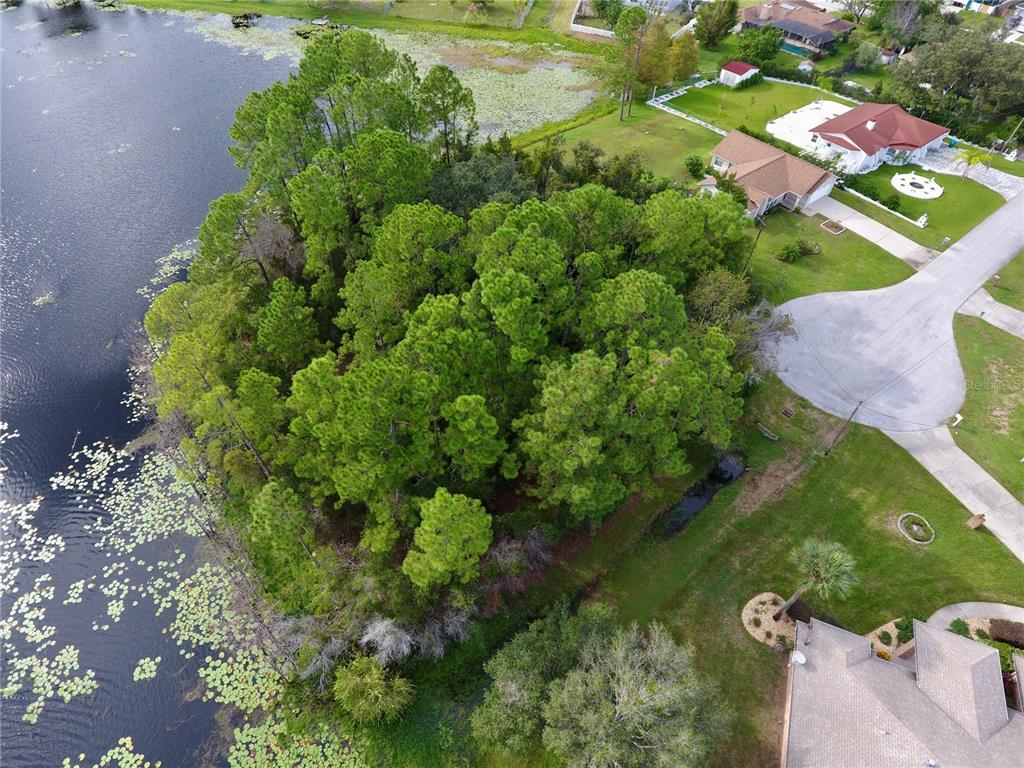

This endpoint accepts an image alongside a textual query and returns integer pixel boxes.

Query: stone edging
[897,512,935,544]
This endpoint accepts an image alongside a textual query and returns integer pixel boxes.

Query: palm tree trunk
[773,588,804,622]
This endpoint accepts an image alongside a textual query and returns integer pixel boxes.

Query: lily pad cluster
[62,736,159,768]
[131,656,160,681]
[228,715,362,768]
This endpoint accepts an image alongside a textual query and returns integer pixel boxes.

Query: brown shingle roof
[741,0,855,39]
[711,130,832,209]
[811,102,949,155]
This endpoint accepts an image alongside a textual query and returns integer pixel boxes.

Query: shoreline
[123,0,612,54]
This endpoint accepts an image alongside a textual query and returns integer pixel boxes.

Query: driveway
[886,427,1024,562]
[959,289,1024,341]
[805,196,933,268]
[928,602,1024,628]
[924,145,1024,201]
[770,192,1024,432]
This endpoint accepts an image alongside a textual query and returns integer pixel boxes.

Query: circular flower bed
[897,512,935,544]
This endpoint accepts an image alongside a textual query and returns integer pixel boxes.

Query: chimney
[866,120,876,131]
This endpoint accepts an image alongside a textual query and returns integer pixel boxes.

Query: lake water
[1,3,293,765]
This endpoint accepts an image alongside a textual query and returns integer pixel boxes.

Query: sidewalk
[928,602,1024,628]
[884,426,1024,564]
[959,289,1024,341]
[804,196,933,268]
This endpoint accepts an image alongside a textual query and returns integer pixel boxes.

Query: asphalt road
[770,192,1024,432]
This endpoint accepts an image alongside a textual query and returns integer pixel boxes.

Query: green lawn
[665,81,856,134]
[943,138,1024,178]
[593,375,1024,767]
[855,163,1004,245]
[831,188,949,250]
[696,35,746,76]
[749,208,914,305]
[989,250,1024,312]
[990,154,1024,178]
[952,316,1024,501]
[555,102,723,179]
[128,0,609,50]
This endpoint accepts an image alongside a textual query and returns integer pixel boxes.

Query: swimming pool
[781,42,812,57]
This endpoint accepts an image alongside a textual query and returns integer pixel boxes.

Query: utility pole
[990,115,1024,161]
[823,400,863,456]
[742,219,764,272]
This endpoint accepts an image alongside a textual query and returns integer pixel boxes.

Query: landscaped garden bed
[897,512,935,545]
[742,592,796,651]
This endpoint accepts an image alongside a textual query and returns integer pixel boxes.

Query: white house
[810,102,950,174]
[719,61,760,88]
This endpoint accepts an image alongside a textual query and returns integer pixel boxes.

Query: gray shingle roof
[914,620,1008,742]
[783,619,1024,768]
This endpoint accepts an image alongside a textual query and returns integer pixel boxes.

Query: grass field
[748,209,914,305]
[953,316,1024,501]
[830,188,949,250]
[855,163,1005,245]
[128,0,610,51]
[374,363,1024,767]
[989,250,1024,312]
[554,102,723,178]
[665,81,856,134]
[593,375,1024,766]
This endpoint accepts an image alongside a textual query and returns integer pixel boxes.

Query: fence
[841,187,926,229]
[568,0,615,37]
[763,76,864,105]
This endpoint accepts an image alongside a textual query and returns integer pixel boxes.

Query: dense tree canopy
[146,31,758,682]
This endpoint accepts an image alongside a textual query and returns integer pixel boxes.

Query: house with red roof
[719,61,760,88]
[810,102,950,174]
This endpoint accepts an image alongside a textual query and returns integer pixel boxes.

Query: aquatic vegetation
[1,493,65,593]
[131,656,160,681]
[5,644,98,724]
[51,442,207,554]
[136,242,195,301]
[198,647,279,713]
[62,736,158,768]
[180,13,597,136]
[227,715,362,768]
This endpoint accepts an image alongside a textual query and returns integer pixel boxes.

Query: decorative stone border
[897,512,935,545]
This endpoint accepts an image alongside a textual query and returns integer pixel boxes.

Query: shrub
[844,175,877,199]
[948,618,971,637]
[734,71,765,90]
[881,193,902,212]
[980,638,1017,673]
[765,630,773,639]
[876,647,892,661]
[775,242,803,263]
[752,616,762,628]
[878,630,892,646]
[796,238,820,256]
[976,627,990,641]
[333,656,415,725]
[777,635,794,652]
[990,619,1024,649]
[894,616,915,645]
[684,154,706,179]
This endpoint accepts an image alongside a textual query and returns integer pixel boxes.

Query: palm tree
[773,538,858,621]
[954,146,991,180]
